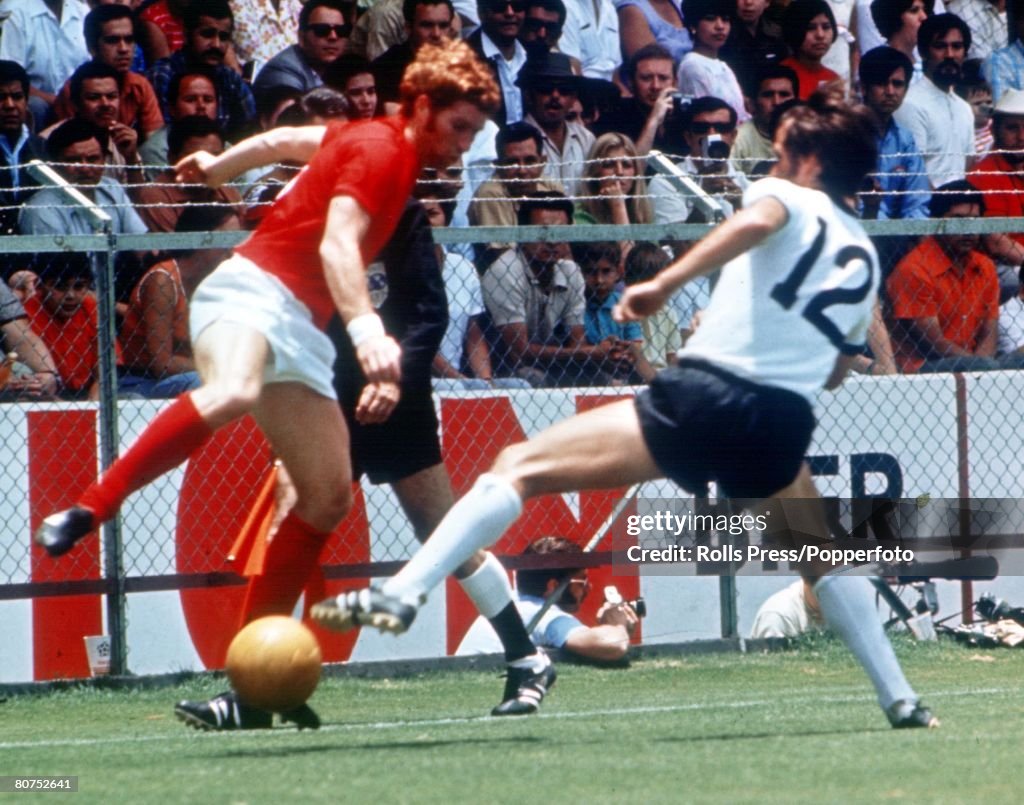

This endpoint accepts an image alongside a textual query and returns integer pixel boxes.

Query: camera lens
[629,597,647,618]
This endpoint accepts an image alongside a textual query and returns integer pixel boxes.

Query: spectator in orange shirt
[886,180,1024,373]
[119,204,243,398]
[23,252,121,400]
[54,5,164,139]
[968,87,1024,298]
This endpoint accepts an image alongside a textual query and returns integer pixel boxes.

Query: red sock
[239,512,331,627]
[79,393,213,523]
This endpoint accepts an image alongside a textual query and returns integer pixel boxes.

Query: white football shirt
[681,177,879,401]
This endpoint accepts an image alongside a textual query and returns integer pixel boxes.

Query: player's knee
[293,486,351,533]
[491,443,538,498]
[193,379,262,425]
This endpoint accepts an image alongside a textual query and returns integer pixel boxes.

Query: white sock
[383,473,523,604]
[458,552,513,619]
[814,574,916,710]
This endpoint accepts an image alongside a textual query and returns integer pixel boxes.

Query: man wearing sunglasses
[648,95,748,225]
[254,0,353,104]
[53,5,164,140]
[467,0,529,123]
[147,0,256,141]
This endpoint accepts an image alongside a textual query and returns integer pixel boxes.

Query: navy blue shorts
[345,388,442,485]
[635,359,815,499]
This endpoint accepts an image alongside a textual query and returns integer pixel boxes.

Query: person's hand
[356,334,402,384]
[614,279,669,322]
[609,339,635,364]
[597,601,639,635]
[354,380,401,424]
[6,373,57,399]
[108,122,139,163]
[649,86,676,128]
[174,150,223,187]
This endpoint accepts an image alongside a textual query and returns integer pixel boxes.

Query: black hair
[299,0,354,29]
[496,120,544,157]
[167,115,225,159]
[780,0,837,53]
[183,0,233,34]
[517,190,574,226]
[526,0,567,26]
[46,118,109,160]
[70,61,122,105]
[743,61,798,101]
[929,179,984,217]
[955,57,991,99]
[917,13,972,57]
[32,252,93,285]
[84,4,135,53]
[681,0,734,29]
[402,0,454,23]
[624,241,670,285]
[858,46,914,88]
[0,60,29,94]
[322,54,376,91]
[572,240,621,271]
[173,202,240,256]
[870,0,933,40]
[684,95,737,129]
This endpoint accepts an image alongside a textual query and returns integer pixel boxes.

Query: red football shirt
[236,117,422,329]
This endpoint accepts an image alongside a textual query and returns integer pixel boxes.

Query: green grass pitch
[3,637,1022,804]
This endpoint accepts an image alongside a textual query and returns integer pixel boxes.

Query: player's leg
[765,464,938,729]
[313,399,661,628]
[391,464,553,715]
[35,321,270,557]
[175,381,351,733]
[240,381,353,624]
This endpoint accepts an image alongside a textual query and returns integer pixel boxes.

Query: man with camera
[648,95,749,225]
[457,536,640,662]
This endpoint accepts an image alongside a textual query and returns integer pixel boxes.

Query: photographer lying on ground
[457,536,640,663]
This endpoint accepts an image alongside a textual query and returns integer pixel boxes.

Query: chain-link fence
[4,172,1024,681]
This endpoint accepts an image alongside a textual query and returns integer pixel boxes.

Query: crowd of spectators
[1,0,1024,399]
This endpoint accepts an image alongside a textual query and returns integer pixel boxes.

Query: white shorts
[189,254,337,400]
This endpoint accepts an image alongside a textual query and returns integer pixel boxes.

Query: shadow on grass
[199,734,543,760]
[654,725,889,744]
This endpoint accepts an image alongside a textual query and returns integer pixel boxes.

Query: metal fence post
[95,232,127,676]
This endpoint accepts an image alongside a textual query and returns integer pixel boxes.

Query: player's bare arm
[320,195,402,384]
[174,126,328,187]
[614,197,789,323]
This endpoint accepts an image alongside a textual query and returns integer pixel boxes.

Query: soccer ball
[226,616,322,712]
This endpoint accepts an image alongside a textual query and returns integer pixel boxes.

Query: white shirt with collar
[480,31,528,124]
[0,0,89,95]
[524,112,595,197]
[892,76,975,188]
[559,0,620,81]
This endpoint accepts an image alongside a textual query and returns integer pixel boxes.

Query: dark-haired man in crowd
[468,120,564,268]
[147,0,256,140]
[858,46,930,221]
[730,61,797,176]
[0,61,44,239]
[467,0,529,124]
[53,4,164,140]
[140,68,220,179]
[253,0,353,106]
[893,13,975,187]
[887,180,1024,372]
[373,0,456,104]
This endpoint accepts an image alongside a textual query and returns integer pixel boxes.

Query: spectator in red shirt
[24,252,121,400]
[780,0,842,99]
[968,87,1024,297]
[886,180,1024,372]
